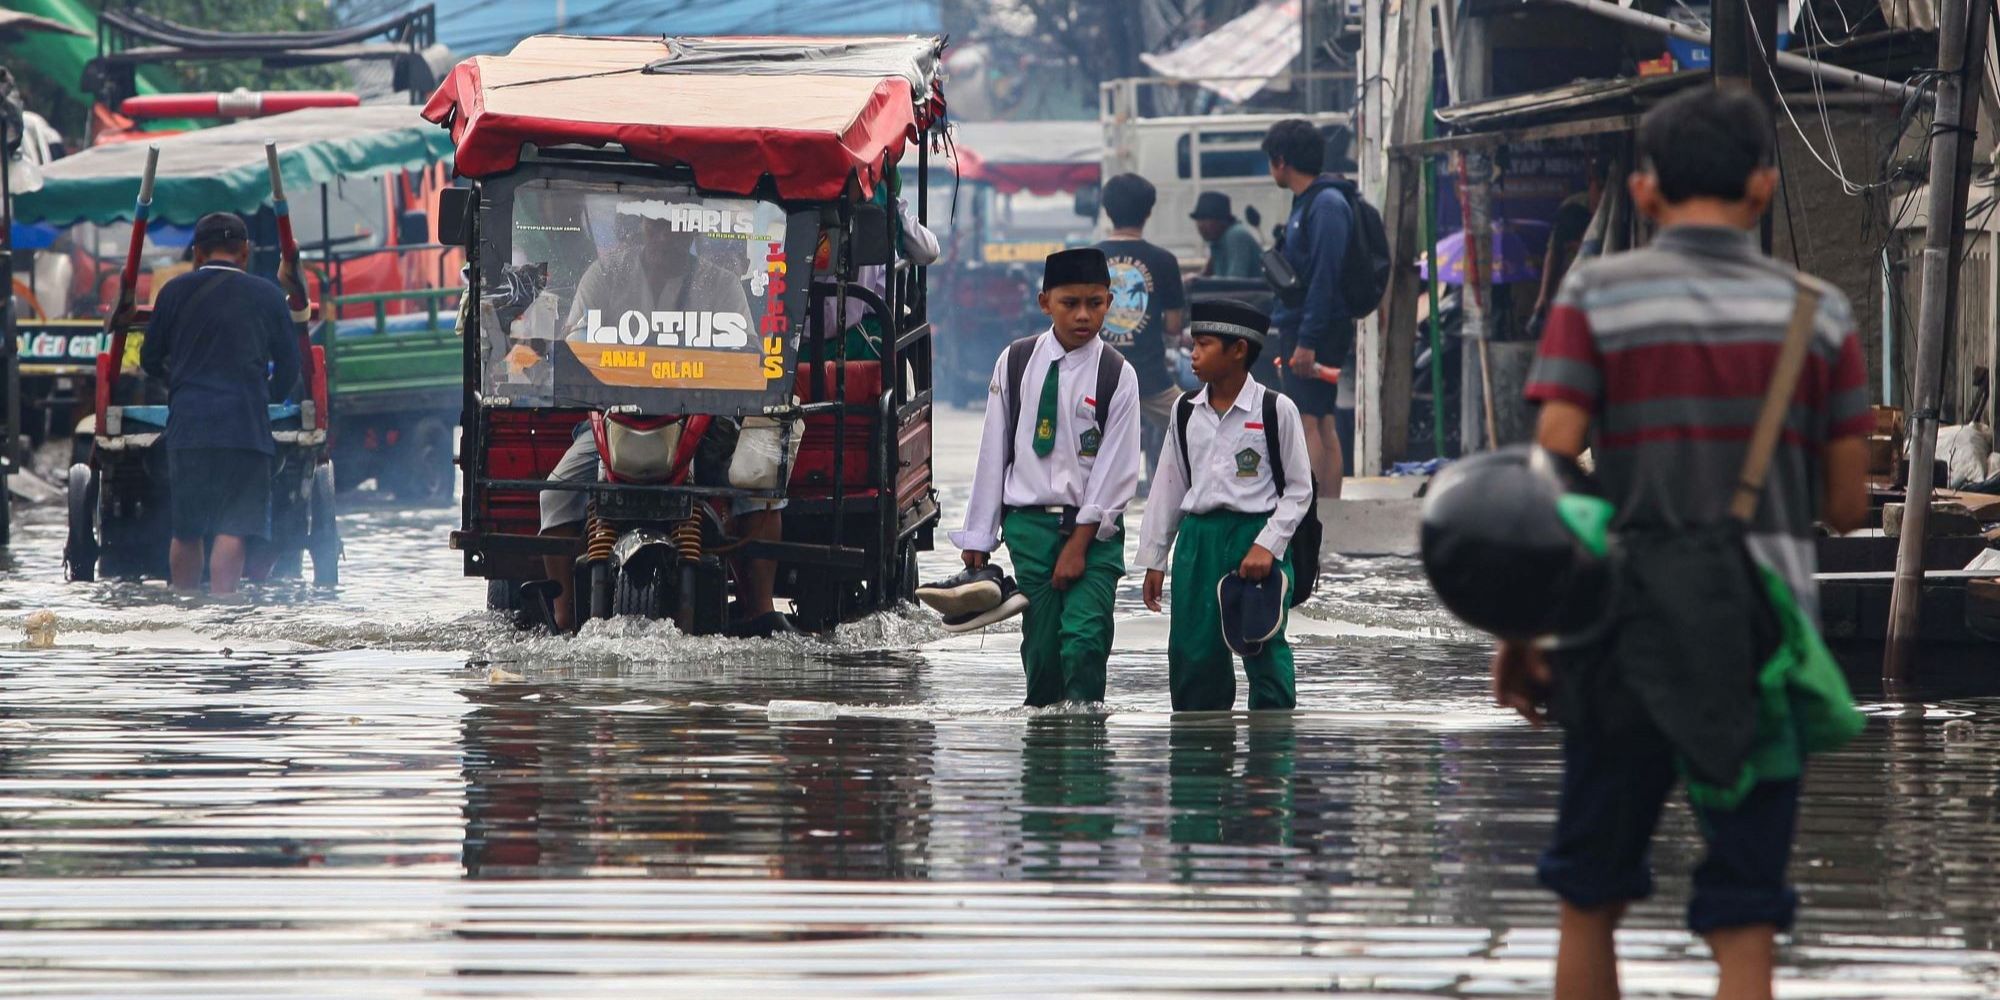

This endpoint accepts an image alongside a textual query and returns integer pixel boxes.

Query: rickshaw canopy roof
[15,105,456,227]
[952,120,1100,196]
[421,34,946,199]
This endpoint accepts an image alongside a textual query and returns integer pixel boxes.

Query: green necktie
[1032,358,1060,457]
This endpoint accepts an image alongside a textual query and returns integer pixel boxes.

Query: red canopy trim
[954,146,1100,196]
[422,35,946,201]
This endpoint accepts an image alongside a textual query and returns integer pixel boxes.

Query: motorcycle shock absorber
[672,515,703,564]
[584,513,618,565]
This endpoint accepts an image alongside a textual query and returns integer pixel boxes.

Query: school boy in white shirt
[1139,299,1313,710]
[949,248,1143,706]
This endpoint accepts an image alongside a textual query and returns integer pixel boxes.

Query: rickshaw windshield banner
[484,179,804,413]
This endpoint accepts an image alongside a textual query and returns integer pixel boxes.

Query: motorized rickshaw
[21,107,456,584]
[424,34,946,634]
[17,105,464,505]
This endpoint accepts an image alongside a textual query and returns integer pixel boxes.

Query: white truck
[1098,76,1352,267]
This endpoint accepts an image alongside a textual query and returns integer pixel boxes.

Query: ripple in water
[2,411,1997,996]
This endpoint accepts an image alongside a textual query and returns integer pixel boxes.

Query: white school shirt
[948,329,1142,553]
[1136,378,1313,572]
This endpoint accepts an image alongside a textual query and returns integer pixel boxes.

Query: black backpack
[1175,390,1322,607]
[1335,179,1392,320]
[1272,177,1390,321]
[1002,336,1128,467]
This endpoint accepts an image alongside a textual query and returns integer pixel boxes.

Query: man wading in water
[1508,88,1870,1000]
[139,212,301,595]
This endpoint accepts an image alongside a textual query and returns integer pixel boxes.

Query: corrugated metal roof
[1138,0,1301,104]
[425,0,942,56]
[1432,71,1703,131]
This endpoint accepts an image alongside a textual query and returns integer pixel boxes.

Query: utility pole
[1302,0,1318,114]
[1884,0,1993,683]
[1710,0,1780,252]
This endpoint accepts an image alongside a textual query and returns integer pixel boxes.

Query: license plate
[592,488,693,522]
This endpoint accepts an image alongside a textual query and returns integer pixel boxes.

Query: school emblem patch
[1235,448,1261,478]
[1036,417,1055,444]
[1078,427,1102,457]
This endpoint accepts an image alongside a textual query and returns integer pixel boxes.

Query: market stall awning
[1138,0,1300,105]
[421,34,946,199]
[952,120,1099,195]
[1391,71,1702,156]
[14,105,456,227]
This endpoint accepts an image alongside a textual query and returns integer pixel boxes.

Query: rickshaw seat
[480,409,589,538]
[794,360,884,403]
[791,361,883,492]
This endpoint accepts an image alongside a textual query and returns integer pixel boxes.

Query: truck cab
[1099,76,1351,266]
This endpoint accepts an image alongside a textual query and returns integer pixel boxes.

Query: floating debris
[768,700,839,721]
[1942,719,1977,741]
[23,611,57,649]
[487,666,527,683]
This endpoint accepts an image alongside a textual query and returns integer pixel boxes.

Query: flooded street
[3,408,1999,997]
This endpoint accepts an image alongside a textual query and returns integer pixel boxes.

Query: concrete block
[1883,501,1983,539]
[1320,496,1422,557]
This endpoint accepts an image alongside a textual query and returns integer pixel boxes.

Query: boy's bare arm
[1492,399,1593,723]
[1820,437,1869,534]
[1535,400,1591,459]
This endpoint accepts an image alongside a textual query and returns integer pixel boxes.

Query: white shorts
[538,431,785,533]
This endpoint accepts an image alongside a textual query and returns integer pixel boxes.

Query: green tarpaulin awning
[15,104,455,227]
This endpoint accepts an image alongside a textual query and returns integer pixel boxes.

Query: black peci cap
[1042,247,1111,291]
[193,212,250,246]
[1189,297,1271,347]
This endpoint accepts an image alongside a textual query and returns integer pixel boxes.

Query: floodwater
[2,409,1998,997]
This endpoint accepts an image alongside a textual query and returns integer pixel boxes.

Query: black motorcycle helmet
[1420,446,1614,640]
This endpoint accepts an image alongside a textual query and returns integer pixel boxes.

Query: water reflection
[5,446,2000,993]
[460,689,939,880]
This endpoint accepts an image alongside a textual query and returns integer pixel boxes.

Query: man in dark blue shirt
[139,212,300,594]
[1263,119,1352,498]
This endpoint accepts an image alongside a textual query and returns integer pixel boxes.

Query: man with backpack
[1261,120,1390,497]
[1139,299,1315,711]
[948,248,1142,707]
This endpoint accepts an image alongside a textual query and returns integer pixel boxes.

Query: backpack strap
[1174,390,1198,483]
[1001,336,1039,469]
[1092,343,1126,432]
[1285,178,1336,250]
[1728,278,1824,523]
[1262,389,1288,499]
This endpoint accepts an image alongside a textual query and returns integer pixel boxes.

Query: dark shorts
[168,448,272,541]
[1537,726,1801,934]
[1280,366,1341,416]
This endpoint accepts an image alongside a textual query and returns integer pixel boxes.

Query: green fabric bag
[1685,566,1867,810]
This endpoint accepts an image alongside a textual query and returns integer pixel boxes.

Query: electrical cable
[1747,0,1939,196]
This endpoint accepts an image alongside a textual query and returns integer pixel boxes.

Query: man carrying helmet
[1503,88,1870,999]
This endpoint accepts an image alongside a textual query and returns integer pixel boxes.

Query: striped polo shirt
[1525,225,1871,616]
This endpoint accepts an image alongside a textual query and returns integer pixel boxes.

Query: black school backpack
[1175,390,1322,607]
[1002,336,1128,467]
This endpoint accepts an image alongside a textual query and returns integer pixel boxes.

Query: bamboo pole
[1884,0,1993,683]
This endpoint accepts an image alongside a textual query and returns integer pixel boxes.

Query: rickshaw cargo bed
[421,35,944,198]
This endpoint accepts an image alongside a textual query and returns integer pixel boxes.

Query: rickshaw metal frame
[452,141,939,617]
